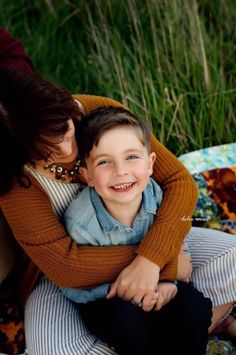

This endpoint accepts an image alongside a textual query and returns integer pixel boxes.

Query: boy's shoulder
[146,178,163,201]
[64,187,108,245]
[140,178,163,215]
[64,186,94,225]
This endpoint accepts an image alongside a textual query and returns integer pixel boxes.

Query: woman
[0,31,235,353]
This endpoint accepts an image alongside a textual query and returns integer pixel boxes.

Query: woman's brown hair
[0,67,82,194]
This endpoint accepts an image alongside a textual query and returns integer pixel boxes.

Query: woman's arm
[75,94,197,310]
[0,28,34,71]
[0,178,136,288]
[137,134,198,267]
[76,94,198,270]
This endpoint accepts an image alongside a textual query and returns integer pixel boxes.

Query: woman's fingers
[110,255,160,301]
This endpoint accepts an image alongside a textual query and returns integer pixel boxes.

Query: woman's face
[39,119,78,165]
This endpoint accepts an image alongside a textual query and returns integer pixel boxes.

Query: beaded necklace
[43,158,81,182]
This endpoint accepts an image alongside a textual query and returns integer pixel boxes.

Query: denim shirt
[62,178,162,303]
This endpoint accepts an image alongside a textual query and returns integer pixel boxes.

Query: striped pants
[25,227,236,355]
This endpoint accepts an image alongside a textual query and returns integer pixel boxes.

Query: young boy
[63,106,179,308]
[62,106,211,355]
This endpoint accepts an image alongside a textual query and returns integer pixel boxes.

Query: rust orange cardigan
[0,95,198,304]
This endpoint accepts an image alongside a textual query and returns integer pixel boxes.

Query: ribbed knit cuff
[159,256,178,281]
[135,222,190,269]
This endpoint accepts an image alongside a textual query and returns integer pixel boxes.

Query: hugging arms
[1,92,195,307]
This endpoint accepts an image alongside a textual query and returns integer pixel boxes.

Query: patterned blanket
[0,278,25,354]
[179,143,236,355]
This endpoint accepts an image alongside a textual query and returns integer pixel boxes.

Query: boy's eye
[127,155,139,160]
[97,160,110,166]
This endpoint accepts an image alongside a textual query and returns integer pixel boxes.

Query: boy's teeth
[113,183,132,190]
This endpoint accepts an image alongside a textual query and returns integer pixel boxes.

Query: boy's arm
[153,282,178,311]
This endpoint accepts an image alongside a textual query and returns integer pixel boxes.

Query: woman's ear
[79,167,94,186]
[147,152,156,176]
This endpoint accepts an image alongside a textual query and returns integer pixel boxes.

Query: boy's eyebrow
[90,148,145,162]
[122,148,144,154]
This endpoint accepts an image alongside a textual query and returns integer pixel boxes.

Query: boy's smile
[111,182,135,191]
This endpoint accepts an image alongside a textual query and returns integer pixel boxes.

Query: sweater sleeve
[73,94,127,113]
[1,94,196,287]
[0,28,34,71]
[136,134,198,271]
[0,179,137,288]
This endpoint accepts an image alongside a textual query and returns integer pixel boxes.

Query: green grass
[1,0,236,155]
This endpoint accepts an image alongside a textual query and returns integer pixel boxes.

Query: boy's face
[80,126,156,209]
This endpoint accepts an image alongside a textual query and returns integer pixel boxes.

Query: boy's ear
[79,167,94,187]
[148,152,156,176]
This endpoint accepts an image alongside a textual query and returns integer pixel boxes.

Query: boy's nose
[114,162,128,176]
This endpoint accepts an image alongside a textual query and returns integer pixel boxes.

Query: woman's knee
[25,278,104,355]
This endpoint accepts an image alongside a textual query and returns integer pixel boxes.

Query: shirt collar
[90,188,119,232]
[90,180,158,232]
[140,180,158,216]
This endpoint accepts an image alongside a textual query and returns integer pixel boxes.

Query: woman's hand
[107,255,160,312]
[177,242,192,283]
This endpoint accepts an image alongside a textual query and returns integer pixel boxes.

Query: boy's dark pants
[79,281,212,355]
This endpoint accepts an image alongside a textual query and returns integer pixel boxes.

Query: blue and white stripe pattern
[186,227,236,306]
[25,168,83,216]
[25,277,116,355]
[25,169,115,354]
[24,168,236,354]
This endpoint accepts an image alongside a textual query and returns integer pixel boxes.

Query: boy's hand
[153,282,178,311]
[107,255,160,312]
[177,242,192,283]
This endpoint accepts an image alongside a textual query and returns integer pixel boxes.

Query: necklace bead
[44,158,81,182]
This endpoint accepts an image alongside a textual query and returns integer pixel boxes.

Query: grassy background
[1,0,236,155]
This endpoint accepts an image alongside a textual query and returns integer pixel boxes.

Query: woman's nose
[59,141,73,156]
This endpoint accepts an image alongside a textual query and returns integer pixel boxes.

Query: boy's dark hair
[0,66,82,194]
[77,106,151,166]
